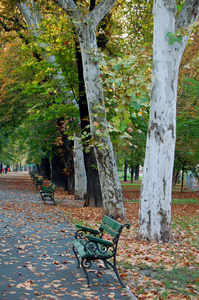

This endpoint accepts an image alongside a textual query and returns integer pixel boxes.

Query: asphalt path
[0,172,136,300]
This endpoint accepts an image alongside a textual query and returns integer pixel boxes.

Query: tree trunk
[41,157,51,180]
[37,164,41,175]
[63,137,75,195]
[57,118,75,194]
[51,153,67,187]
[54,0,125,220]
[84,148,103,207]
[74,139,87,199]
[77,25,125,219]
[135,164,139,180]
[181,166,185,193]
[172,170,179,187]
[124,159,127,182]
[137,0,190,242]
[75,38,102,206]
[130,163,134,183]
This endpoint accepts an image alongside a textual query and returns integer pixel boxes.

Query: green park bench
[72,215,130,287]
[40,182,53,193]
[40,183,56,205]
[29,170,36,179]
[29,171,39,183]
[34,177,44,189]
[29,171,44,189]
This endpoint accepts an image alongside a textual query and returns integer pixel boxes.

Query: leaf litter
[0,173,132,300]
[0,174,198,299]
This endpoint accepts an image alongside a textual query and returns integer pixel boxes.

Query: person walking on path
[0,172,136,300]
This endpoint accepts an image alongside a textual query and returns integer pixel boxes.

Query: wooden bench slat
[100,223,120,239]
[102,215,123,233]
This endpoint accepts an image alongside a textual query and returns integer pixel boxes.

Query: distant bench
[40,183,56,205]
[72,215,130,287]
[29,171,56,205]
[29,171,44,189]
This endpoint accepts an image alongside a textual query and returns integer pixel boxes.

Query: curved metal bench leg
[72,245,80,268]
[81,258,90,286]
[41,196,46,203]
[103,260,110,269]
[106,260,126,288]
[51,196,56,205]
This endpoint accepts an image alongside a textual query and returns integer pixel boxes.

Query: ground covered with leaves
[0,173,132,300]
[56,181,199,300]
[1,173,198,299]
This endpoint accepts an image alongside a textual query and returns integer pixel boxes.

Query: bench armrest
[75,225,100,239]
[86,235,113,247]
[76,225,99,234]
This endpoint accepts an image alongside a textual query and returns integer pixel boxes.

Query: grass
[145,266,199,296]
[119,261,199,297]
[172,198,199,204]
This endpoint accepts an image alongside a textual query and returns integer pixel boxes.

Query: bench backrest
[100,215,124,240]
[51,184,56,192]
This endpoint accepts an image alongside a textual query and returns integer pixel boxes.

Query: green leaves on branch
[166,31,183,45]
[99,51,151,135]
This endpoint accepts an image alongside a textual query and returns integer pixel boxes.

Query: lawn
[57,182,199,299]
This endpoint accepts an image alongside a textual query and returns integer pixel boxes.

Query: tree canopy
[0,0,198,240]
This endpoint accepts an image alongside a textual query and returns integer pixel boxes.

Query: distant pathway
[0,172,135,300]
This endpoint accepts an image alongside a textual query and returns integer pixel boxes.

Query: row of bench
[29,171,56,205]
[29,171,130,288]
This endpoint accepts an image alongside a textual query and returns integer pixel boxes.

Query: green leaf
[177,5,182,12]
[130,100,141,110]
[166,32,182,45]
[113,63,121,71]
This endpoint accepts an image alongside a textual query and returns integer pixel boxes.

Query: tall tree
[54,0,125,219]
[18,0,79,194]
[18,0,103,204]
[137,0,199,242]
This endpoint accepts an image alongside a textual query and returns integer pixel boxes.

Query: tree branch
[88,0,118,27]
[53,0,84,24]
[18,1,38,33]
[176,0,199,31]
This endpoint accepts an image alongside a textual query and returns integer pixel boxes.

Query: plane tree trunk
[54,0,125,219]
[137,0,199,242]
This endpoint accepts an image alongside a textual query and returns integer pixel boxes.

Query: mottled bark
[75,38,102,206]
[53,0,125,219]
[74,139,87,199]
[137,0,199,242]
[77,24,125,219]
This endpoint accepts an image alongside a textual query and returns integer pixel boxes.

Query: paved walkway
[0,172,136,300]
